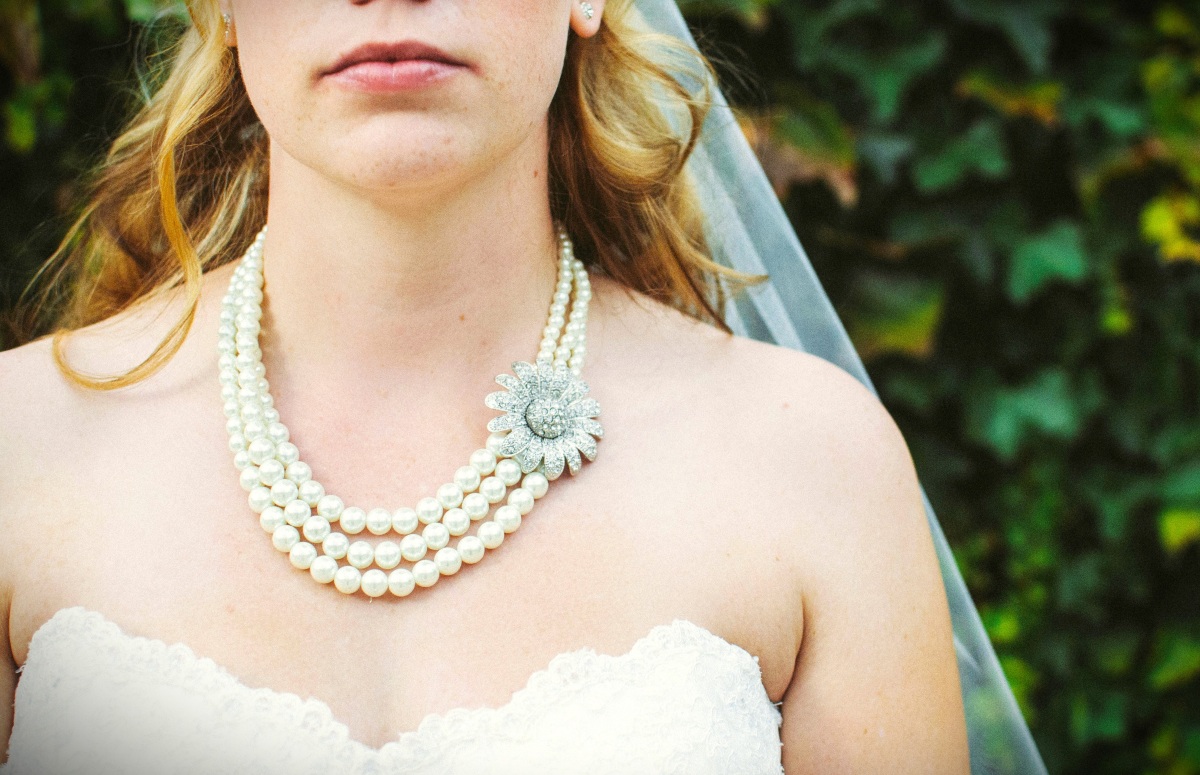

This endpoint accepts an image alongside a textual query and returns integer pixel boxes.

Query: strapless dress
[0,606,785,774]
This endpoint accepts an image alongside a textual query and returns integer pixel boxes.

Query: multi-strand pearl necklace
[217,221,603,597]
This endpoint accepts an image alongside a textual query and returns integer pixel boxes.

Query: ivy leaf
[964,368,1089,459]
[1007,220,1089,303]
[1149,630,1200,690]
[842,271,944,360]
[947,0,1064,74]
[913,119,1009,193]
[856,133,914,186]
[821,33,947,124]
[1159,509,1200,557]
[777,0,883,71]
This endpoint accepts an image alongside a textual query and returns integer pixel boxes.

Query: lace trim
[24,606,782,770]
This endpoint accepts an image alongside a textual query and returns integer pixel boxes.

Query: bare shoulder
[597,279,969,770]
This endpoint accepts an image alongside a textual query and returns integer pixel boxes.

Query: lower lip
[325,59,466,92]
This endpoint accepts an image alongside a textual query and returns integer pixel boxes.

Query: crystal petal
[516,437,544,473]
[513,361,539,385]
[546,367,573,394]
[563,444,582,475]
[486,412,523,433]
[566,398,600,419]
[557,379,588,405]
[543,443,565,480]
[494,374,524,393]
[569,428,598,460]
[485,391,528,413]
[575,418,604,438]
[498,425,533,456]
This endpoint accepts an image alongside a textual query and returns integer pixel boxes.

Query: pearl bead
[400,534,427,562]
[270,479,298,507]
[228,433,248,453]
[239,466,262,492]
[267,422,290,445]
[494,505,522,533]
[347,540,374,569]
[374,541,401,569]
[284,499,311,527]
[485,433,508,455]
[248,487,273,513]
[247,438,275,465]
[285,461,311,483]
[392,507,419,534]
[258,459,285,486]
[340,507,367,534]
[310,555,338,584]
[334,565,362,594]
[508,487,535,515]
[478,521,505,549]
[495,459,522,486]
[435,547,462,575]
[317,495,345,521]
[289,542,317,570]
[388,569,416,597]
[442,508,470,536]
[226,416,242,435]
[412,560,440,587]
[233,450,252,470]
[243,419,266,440]
[522,472,549,499]
[298,480,325,506]
[423,522,450,551]
[275,442,300,465]
[436,483,464,509]
[416,497,443,525]
[462,492,490,520]
[479,476,507,503]
[322,532,349,559]
[259,506,285,533]
[361,569,389,597]
[453,466,481,493]
[469,448,497,475]
[366,508,392,535]
[302,515,331,543]
[272,524,299,552]
[458,535,485,564]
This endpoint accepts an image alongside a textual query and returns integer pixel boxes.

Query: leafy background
[2,1,1199,773]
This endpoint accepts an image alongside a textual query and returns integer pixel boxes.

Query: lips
[322,40,468,77]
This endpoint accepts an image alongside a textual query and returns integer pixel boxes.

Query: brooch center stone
[525,397,568,439]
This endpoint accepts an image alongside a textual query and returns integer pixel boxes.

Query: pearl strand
[218,221,593,597]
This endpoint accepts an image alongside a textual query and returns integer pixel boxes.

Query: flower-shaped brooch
[485,360,603,480]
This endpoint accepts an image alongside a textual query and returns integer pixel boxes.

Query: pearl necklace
[217,221,603,597]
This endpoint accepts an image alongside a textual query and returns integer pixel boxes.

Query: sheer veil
[630,2,1049,772]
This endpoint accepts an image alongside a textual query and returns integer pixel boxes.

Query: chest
[7,387,802,751]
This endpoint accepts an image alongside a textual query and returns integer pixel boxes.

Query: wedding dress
[0,606,785,775]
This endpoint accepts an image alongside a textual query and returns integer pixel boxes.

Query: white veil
[630,2,1049,772]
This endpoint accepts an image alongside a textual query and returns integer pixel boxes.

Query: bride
[0,0,971,772]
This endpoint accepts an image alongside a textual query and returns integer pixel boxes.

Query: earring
[579,2,594,20]
[222,13,233,45]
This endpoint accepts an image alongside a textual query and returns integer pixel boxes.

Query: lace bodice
[1,606,784,774]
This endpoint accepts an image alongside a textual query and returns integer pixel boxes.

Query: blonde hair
[11,0,766,390]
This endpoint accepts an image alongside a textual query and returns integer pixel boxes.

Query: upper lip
[322,40,468,76]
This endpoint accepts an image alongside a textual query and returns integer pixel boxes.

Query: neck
[254,132,561,386]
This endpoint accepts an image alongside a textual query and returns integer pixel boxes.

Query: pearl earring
[222,13,233,44]
[580,2,594,20]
